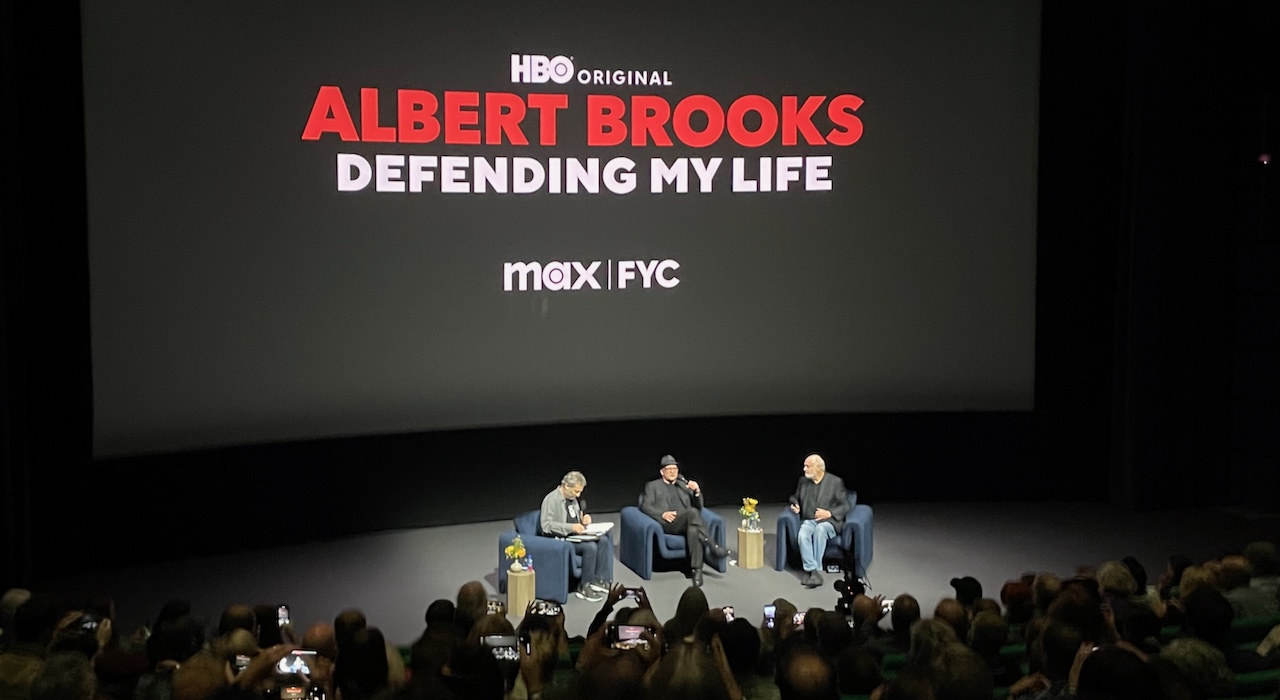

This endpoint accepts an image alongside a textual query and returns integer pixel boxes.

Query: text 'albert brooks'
[504,260,680,292]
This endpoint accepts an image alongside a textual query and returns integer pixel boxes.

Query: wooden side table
[737,528,764,569]
[508,569,535,614]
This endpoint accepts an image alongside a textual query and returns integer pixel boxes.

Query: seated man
[789,453,850,588]
[539,470,612,602]
[641,454,729,587]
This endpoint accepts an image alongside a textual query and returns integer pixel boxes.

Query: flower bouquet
[740,497,761,531]
[504,536,528,572]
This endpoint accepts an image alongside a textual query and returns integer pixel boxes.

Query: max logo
[503,260,680,291]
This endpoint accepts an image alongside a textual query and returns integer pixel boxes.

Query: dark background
[3,0,1278,587]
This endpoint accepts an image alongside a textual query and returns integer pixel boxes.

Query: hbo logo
[510,54,574,84]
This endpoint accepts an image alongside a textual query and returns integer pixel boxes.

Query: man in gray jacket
[789,453,851,588]
[540,471,612,602]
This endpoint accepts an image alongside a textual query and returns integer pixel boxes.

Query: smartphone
[763,604,776,629]
[277,605,290,628]
[723,606,735,622]
[607,623,651,650]
[79,613,101,632]
[486,600,504,615]
[622,587,642,600]
[233,655,252,676]
[274,650,317,676]
[793,612,806,627]
[532,599,561,616]
[881,599,894,615]
[482,635,520,662]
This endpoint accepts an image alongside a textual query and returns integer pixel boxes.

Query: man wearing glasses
[641,454,728,586]
[540,471,612,602]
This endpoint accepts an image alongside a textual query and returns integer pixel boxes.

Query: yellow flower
[739,497,759,517]
[505,536,526,560]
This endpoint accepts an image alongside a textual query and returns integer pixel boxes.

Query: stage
[35,501,1278,645]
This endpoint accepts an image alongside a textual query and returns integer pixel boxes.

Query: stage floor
[39,501,1280,645]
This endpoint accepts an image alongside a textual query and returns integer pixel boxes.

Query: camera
[607,623,651,650]
[272,650,322,700]
[833,571,867,615]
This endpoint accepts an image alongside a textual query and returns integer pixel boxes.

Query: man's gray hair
[562,471,587,488]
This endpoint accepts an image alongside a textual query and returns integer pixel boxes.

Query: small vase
[748,517,761,532]
[509,560,524,572]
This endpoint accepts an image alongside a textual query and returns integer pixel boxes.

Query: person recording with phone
[539,471,613,602]
[641,454,729,587]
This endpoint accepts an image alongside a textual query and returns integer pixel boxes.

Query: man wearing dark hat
[641,454,728,586]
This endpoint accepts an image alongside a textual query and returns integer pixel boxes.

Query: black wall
[4,1,1277,586]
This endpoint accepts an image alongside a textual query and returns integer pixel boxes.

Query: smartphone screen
[486,600,504,615]
[723,606,735,622]
[623,588,642,600]
[609,624,650,650]
[793,612,806,627]
[274,650,317,676]
[277,605,290,628]
[482,635,520,662]
[763,604,776,629]
[533,600,561,616]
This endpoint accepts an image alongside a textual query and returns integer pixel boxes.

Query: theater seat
[497,511,613,604]
[775,492,874,577]
[619,496,726,580]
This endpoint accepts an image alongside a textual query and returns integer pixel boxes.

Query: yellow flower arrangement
[739,497,759,518]
[504,535,527,561]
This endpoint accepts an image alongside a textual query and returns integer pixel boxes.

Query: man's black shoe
[709,543,730,560]
[693,570,704,587]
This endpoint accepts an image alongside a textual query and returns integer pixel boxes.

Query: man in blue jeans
[789,454,851,588]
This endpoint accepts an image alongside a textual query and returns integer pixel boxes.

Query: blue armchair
[497,511,614,604]
[619,496,727,580]
[775,492,874,577]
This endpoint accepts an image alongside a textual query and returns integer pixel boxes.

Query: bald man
[789,454,850,588]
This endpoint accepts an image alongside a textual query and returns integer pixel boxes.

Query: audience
[7,538,1280,700]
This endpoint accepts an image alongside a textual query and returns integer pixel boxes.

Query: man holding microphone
[641,455,729,586]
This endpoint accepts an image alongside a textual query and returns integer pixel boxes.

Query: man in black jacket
[641,454,729,586]
[789,453,850,588]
